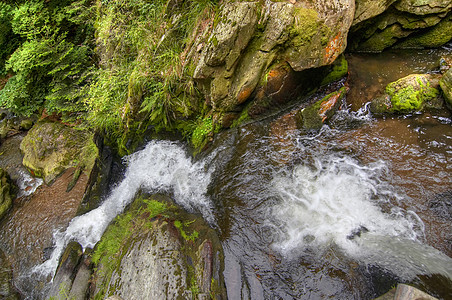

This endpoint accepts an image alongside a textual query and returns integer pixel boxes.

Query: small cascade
[34,140,215,277]
[270,153,452,281]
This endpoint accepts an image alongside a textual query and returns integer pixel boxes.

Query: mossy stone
[20,121,98,184]
[386,74,439,112]
[0,168,14,220]
[440,68,452,107]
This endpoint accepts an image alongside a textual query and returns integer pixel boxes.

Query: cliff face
[188,0,355,121]
[178,0,451,135]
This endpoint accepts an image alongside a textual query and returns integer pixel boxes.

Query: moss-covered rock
[321,54,348,86]
[371,74,443,114]
[92,194,226,300]
[350,3,452,52]
[394,0,452,15]
[440,68,452,107]
[297,87,348,130]
[192,0,354,115]
[0,168,14,221]
[20,121,98,184]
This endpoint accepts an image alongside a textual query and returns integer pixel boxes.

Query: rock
[353,0,398,26]
[20,121,98,184]
[68,249,92,300]
[297,86,347,130]
[394,284,438,300]
[91,195,226,299]
[320,54,348,86]
[395,14,452,49]
[18,119,33,131]
[440,68,452,107]
[371,74,442,114]
[192,0,354,115]
[349,2,452,52]
[0,168,14,220]
[46,241,83,299]
[394,0,452,15]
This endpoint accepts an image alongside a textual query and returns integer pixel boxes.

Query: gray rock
[394,284,438,300]
[353,0,398,26]
[106,223,189,300]
[46,241,83,299]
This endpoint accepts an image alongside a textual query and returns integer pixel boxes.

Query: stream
[3,47,452,299]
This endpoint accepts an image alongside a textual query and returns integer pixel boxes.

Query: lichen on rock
[19,121,98,184]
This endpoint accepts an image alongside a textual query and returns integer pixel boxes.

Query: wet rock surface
[20,121,98,184]
[0,168,14,220]
[192,0,354,117]
[91,194,226,300]
[371,74,443,114]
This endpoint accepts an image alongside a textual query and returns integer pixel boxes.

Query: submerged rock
[371,74,443,114]
[0,249,18,300]
[20,121,98,184]
[375,283,438,300]
[0,168,14,220]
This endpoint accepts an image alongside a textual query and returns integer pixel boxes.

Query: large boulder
[91,195,226,299]
[371,74,443,114]
[0,168,14,220]
[192,0,355,115]
[20,121,98,184]
[440,68,452,107]
[349,0,452,52]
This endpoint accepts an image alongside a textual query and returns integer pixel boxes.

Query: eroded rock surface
[192,0,354,117]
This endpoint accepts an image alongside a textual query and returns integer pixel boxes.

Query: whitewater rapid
[35,140,214,277]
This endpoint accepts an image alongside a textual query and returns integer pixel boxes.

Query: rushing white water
[34,140,214,277]
[17,170,43,197]
[270,153,452,280]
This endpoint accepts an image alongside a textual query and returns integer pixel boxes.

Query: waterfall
[34,140,214,277]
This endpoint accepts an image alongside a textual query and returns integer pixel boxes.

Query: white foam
[271,155,423,255]
[34,140,214,277]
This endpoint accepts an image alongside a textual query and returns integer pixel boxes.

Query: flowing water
[4,47,452,299]
[34,140,216,278]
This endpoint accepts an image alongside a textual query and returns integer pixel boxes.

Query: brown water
[0,165,88,297]
[206,47,452,299]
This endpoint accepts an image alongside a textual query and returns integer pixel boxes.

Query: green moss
[290,7,319,47]
[321,55,348,86]
[174,220,199,242]
[386,78,439,112]
[191,116,213,150]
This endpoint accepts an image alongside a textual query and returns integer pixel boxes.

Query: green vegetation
[191,116,213,150]
[92,198,168,269]
[174,219,199,242]
[0,0,218,154]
